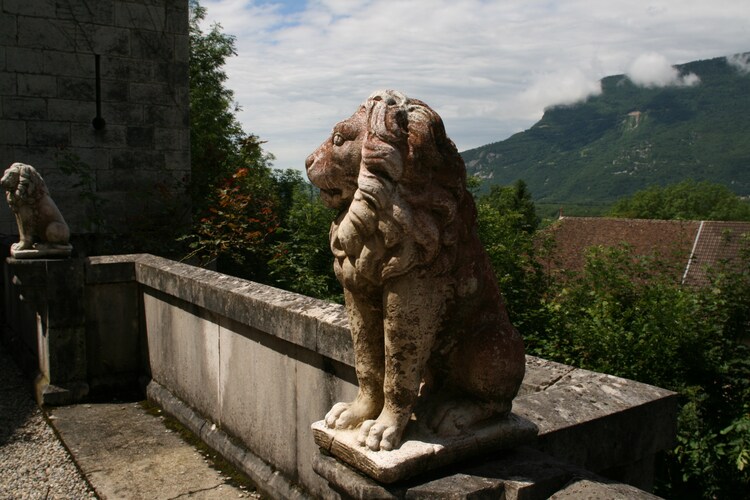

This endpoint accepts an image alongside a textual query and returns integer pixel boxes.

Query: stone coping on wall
[80,254,678,494]
[130,254,354,365]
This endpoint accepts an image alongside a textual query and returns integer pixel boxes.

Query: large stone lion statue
[1,162,71,257]
[306,90,525,451]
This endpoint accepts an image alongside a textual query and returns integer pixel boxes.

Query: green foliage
[182,167,278,273]
[609,179,750,220]
[463,54,750,206]
[188,1,274,213]
[528,241,750,498]
[269,178,342,303]
[475,181,551,338]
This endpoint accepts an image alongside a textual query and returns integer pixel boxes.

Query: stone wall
[2,254,678,499]
[0,0,190,235]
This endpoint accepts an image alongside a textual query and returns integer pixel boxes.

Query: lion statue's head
[1,162,51,208]
[306,90,475,287]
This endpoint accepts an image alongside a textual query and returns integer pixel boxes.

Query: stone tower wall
[0,0,190,236]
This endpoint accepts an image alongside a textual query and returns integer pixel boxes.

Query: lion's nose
[305,153,315,171]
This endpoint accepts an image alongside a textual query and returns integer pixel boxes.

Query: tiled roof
[538,217,749,286]
[683,221,750,287]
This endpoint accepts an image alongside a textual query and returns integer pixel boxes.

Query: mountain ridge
[461,53,750,209]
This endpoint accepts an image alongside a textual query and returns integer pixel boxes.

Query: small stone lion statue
[306,90,525,451]
[1,162,71,258]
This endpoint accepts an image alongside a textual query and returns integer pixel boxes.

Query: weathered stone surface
[549,478,661,499]
[312,413,537,484]
[1,163,72,258]
[3,253,679,497]
[0,1,190,235]
[306,90,526,458]
[405,474,504,499]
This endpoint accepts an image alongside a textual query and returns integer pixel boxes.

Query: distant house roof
[538,217,750,287]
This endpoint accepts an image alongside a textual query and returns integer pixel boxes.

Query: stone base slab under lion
[311,412,538,484]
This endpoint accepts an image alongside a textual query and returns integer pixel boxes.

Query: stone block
[520,356,575,395]
[295,350,358,497]
[5,258,87,392]
[165,6,189,34]
[18,17,76,51]
[0,120,27,146]
[85,255,140,284]
[405,474,504,499]
[130,82,174,105]
[143,288,221,419]
[173,34,189,62]
[71,122,126,148]
[154,127,186,151]
[513,365,677,488]
[27,121,71,148]
[153,61,189,87]
[57,77,95,101]
[2,96,47,120]
[56,0,114,25]
[312,415,538,484]
[0,13,17,45]
[75,23,130,56]
[102,81,128,102]
[103,102,144,125]
[47,99,96,123]
[85,281,141,388]
[110,150,166,171]
[96,169,166,192]
[163,150,189,171]
[100,55,153,80]
[43,51,92,78]
[2,0,55,16]
[0,72,17,95]
[126,126,154,148]
[130,29,174,61]
[17,74,58,98]
[549,478,660,499]
[145,104,188,127]
[218,317,299,477]
[7,48,44,74]
[115,2,166,30]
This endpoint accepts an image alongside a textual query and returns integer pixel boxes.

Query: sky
[199,0,750,172]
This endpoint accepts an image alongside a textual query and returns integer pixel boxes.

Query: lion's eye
[333,133,345,147]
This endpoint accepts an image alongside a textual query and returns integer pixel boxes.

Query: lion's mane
[331,90,476,288]
[3,163,50,209]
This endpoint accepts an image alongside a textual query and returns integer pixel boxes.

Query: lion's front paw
[356,412,409,451]
[324,399,379,430]
[11,241,33,252]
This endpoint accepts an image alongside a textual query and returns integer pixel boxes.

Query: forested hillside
[462,54,750,210]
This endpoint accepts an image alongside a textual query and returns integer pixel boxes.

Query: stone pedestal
[4,257,88,405]
[313,356,678,498]
[312,413,537,484]
[312,446,662,500]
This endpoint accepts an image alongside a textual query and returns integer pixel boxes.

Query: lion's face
[305,106,367,209]
[0,168,20,193]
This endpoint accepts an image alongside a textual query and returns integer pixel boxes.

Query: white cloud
[199,0,750,171]
[727,52,750,74]
[626,52,700,88]
[520,69,602,117]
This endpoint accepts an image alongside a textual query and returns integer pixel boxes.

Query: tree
[530,241,750,498]
[609,179,750,221]
[269,175,342,302]
[188,1,274,212]
[474,180,550,337]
